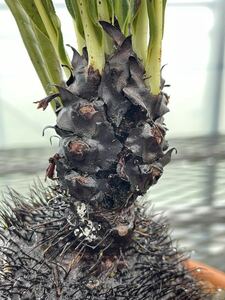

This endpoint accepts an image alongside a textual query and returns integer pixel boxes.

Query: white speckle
[76,202,87,219]
[74,228,80,236]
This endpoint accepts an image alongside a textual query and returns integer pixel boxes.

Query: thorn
[42,125,55,137]
[50,135,60,146]
[62,64,75,86]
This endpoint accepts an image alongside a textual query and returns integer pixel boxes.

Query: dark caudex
[36,21,171,210]
[0,22,211,299]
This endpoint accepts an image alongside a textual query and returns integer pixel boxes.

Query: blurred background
[0,0,225,271]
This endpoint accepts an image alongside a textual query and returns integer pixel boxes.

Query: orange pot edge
[184,259,225,292]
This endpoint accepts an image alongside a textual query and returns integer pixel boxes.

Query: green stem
[77,0,105,72]
[5,0,63,110]
[113,0,129,35]
[34,0,70,76]
[131,0,148,65]
[65,0,86,54]
[97,0,110,22]
[97,0,112,54]
[34,0,57,47]
[146,0,164,95]
[73,20,86,54]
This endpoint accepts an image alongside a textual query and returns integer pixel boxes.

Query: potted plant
[0,1,224,299]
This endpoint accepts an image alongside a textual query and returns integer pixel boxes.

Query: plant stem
[77,0,105,72]
[65,0,86,54]
[5,0,64,110]
[131,0,148,65]
[113,0,129,35]
[97,0,112,54]
[97,0,110,23]
[33,0,71,76]
[146,0,164,95]
[73,21,85,54]
[34,0,57,47]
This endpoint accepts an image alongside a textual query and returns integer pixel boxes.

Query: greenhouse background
[0,0,225,271]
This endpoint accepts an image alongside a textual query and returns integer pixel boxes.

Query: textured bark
[0,186,211,299]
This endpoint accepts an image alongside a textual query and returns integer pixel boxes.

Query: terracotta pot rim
[184,259,225,292]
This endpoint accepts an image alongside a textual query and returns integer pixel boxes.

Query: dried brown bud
[79,105,97,120]
[68,141,89,157]
[151,126,163,144]
[150,166,162,178]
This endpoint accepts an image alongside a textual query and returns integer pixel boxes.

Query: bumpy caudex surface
[0,0,219,299]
